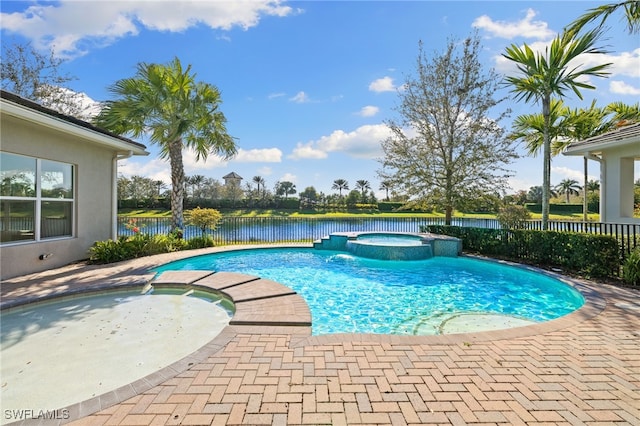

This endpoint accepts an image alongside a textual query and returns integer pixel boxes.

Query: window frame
[1,151,76,245]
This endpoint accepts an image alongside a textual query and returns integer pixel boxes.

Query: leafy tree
[332,179,349,197]
[1,40,91,118]
[379,35,515,225]
[503,28,611,229]
[94,57,236,232]
[299,186,319,209]
[555,179,582,203]
[496,205,531,229]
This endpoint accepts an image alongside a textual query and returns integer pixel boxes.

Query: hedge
[525,203,584,214]
[423,225,620,279]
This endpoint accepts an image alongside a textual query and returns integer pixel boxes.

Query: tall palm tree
[555,179,582,204]
[94,58,236,231]
[379,181,391,201]
[586,179,600,193]
[332,179,349,197]
[566,1,640,36]
[252,175,266,199]
[355,180,371,198]
[503,28,612,229]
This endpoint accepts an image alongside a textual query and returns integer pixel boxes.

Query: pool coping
[0,244,608,424]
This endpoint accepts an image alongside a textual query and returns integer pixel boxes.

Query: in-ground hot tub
[314,231,462,260]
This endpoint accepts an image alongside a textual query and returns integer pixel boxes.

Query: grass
[118,208,601,221]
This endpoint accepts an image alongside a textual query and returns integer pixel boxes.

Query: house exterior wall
[601,143,639,224]
[1,113,117,279]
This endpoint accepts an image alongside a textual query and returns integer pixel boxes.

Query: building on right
[563,123,640,224]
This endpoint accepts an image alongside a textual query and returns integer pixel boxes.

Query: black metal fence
[118,216,640,254]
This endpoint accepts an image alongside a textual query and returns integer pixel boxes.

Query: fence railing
[118,216,640,255]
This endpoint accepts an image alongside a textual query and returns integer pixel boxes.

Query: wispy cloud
[289,91,310,103]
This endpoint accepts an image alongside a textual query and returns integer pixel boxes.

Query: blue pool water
[154,248,585,335]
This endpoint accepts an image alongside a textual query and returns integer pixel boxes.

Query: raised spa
[313,231,462,260]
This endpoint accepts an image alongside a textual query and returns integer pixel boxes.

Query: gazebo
[563,123,640,224]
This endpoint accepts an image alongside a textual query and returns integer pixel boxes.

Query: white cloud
[357,105,379,117]
[289,91,310,103]
[289,124,391,160]
[257,166,273,176]
[290,142,328,160]
[369,76,396,93]
[473,8,555,40]
[279,173,297,183]
[268,92,286,99]
[610,80,640,95]
[1,0,295,58]
[552,166,597,183]
[118,157,170,183]
[235,148,282,162]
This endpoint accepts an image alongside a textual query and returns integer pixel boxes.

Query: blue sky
[2,1,639,198]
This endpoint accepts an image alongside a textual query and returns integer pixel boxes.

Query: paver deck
[1,245,639,425]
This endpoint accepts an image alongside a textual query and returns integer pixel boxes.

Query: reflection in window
[0,152,74,244]
[0,152,36,197]
[41,160,73,199]
[0,200,36,243]
[41,201,73,238]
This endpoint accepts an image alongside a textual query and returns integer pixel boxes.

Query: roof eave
[1,98,149,156]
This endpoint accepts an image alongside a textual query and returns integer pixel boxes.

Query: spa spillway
[313,232,462,260]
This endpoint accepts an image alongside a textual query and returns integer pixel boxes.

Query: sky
[1,0,639,199]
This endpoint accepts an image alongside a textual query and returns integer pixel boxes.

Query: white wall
[601,143,639,224]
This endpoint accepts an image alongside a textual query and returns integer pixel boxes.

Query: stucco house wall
[1,91,147,279]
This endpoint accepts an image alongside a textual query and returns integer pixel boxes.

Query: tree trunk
[169,139,185,232]
[541,95,551,230]
[445,205,453,225]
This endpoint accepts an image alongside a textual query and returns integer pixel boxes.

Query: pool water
[1,288,232,416]
[155,248,584,335]
[354,233,424,246]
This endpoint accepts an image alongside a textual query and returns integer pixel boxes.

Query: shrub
[496,205,531,229]
[187,207,222,236]
[186,236,216,249]
[623,247,640,286]
[423,225,620,279]
[89,238,129,263]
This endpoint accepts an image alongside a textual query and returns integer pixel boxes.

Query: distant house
[0,90,148,279]
[563,123,640,224]
[223,171,243,187]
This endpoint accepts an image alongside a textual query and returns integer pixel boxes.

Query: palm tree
[355,180,371,199]
[586,179,600,193]
[94,57,236,232]
[379,181,391,201]
[555,179,582,204]
[566,1,640,36]
[503,28,612,229]
[509,98,570,157]
[252,175,266,199]
[332,179,349,197]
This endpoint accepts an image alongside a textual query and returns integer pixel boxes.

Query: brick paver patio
[2,245,639,425]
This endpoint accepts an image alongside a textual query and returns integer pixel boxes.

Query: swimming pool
[154,248,585,335]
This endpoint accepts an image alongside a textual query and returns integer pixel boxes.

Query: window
[1,152,74,244]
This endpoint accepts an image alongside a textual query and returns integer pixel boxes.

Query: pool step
[152,270,312,328]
